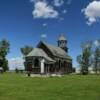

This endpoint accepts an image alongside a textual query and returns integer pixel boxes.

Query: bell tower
[58,34,68,53]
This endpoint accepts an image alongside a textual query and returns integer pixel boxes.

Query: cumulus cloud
[82,1,100,25]
[32,1,59,19]
[30,0,69,21]
[53,0,64,7]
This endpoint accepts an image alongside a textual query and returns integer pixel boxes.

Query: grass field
[0,73,100,100]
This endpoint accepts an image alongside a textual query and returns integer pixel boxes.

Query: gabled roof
[37,41,72,60]
[27,48,55,63]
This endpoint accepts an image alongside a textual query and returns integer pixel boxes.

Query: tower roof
[58,34,66,41]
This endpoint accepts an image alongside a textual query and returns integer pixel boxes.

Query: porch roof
[26,48,55,63]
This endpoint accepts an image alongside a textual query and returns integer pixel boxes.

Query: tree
[0,39,10,71]
[93,39,100,74]
[20,46,33,71]
[77,41,92,75]
[20,46,33,56]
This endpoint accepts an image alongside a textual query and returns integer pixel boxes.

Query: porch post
[40,59,45,74]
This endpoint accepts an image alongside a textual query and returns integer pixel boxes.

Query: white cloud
[62,9,67,14]
[94,39,100,46]
[82,1,100,25]
[43,23,47,27]
[32,1,59,19]
[30,0,35,2]
[41,34,47,38]
[53,0,64,7]
[30,0,46,3]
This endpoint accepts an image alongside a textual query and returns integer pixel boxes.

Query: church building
[25,34,72,75]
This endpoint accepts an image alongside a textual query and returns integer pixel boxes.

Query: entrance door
[33,58,40,74]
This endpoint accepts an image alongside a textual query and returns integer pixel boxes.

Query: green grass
[0,73,100,100]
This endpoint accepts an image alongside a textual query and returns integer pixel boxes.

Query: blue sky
[0,0,100,67]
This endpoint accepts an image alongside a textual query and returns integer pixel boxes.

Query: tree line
[0,39,10,71]
[77,39,100,75]
[0,39,33,72]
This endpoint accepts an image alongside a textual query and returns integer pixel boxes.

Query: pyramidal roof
[27,48,55,63]
[58,34,66,41]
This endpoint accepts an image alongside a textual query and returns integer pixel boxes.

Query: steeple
[58,34,68,53]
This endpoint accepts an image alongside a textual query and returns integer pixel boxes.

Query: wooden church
[25,34,72,75]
